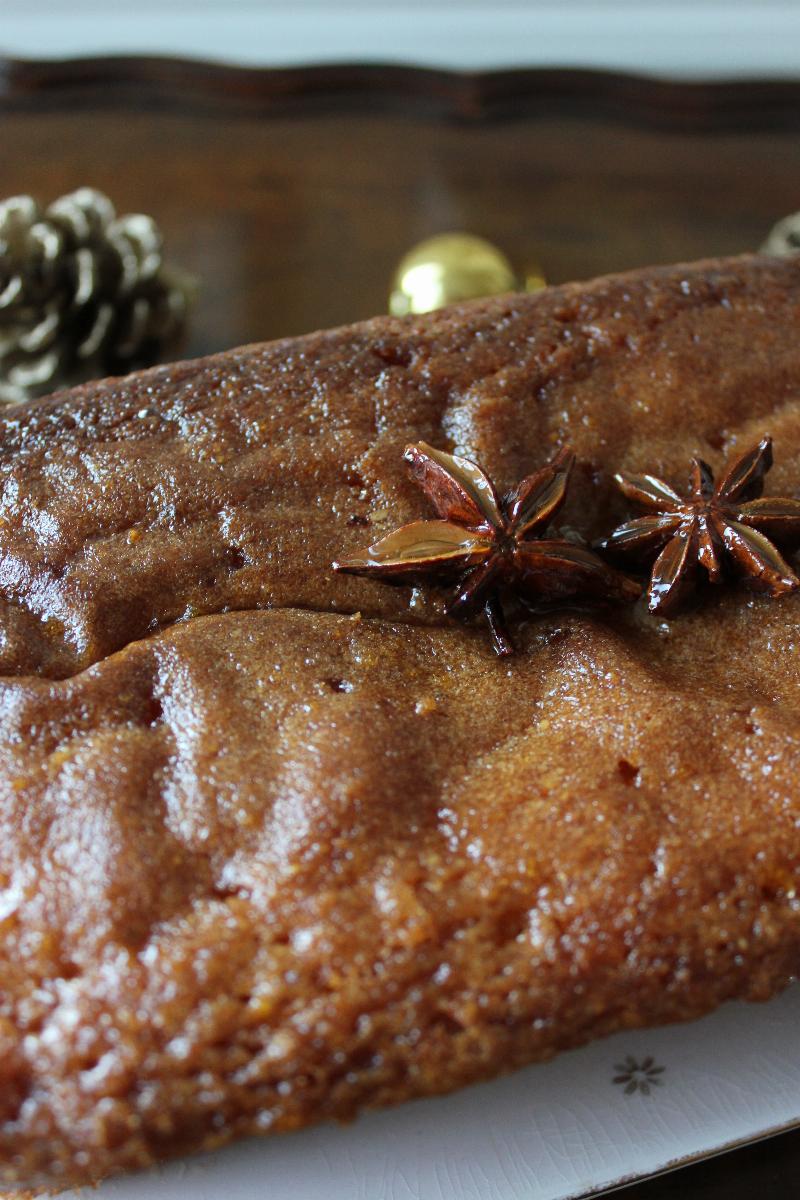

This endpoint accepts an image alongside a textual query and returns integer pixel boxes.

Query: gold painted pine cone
[0,188,195,404]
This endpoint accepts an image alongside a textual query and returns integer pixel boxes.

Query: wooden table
[1,57,799,1199]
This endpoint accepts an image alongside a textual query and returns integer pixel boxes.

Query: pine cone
[0,188,195,405]
[761,211,800,258]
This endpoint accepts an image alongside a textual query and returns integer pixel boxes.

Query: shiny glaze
[2,255,800,1187]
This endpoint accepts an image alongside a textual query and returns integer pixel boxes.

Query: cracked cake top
[1,254,800,1191]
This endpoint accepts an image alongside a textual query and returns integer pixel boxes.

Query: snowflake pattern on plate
[613,1055,666,1096]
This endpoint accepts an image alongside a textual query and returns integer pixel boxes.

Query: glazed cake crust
[1,255,800,1190]
[3,251,800,682]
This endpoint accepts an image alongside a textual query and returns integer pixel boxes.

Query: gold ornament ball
[389,232,541,317]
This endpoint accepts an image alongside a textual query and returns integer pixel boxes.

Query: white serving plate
[59,984,800,1200]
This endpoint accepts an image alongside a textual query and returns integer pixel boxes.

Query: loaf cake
[1,254,800,1192]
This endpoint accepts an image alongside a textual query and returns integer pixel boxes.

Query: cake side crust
[1,604,799,1188]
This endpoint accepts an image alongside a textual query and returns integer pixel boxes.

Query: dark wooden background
[1,57,799,1198]
[4,61,800,365]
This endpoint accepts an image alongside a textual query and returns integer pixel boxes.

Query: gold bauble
[389,232,544,316]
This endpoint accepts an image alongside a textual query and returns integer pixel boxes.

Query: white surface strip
[0,1,799,77]
[61,986,800,1200]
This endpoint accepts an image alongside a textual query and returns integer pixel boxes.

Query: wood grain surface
[1,58,799,1199]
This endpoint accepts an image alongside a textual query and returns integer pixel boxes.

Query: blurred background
[1,0,799,397]
[1,0,799,74]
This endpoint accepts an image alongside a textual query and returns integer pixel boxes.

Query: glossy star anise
[333,442,639,656]
[597,436,800,616]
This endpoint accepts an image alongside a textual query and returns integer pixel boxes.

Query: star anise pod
[597,436,800,616]
[333,442,639,656]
